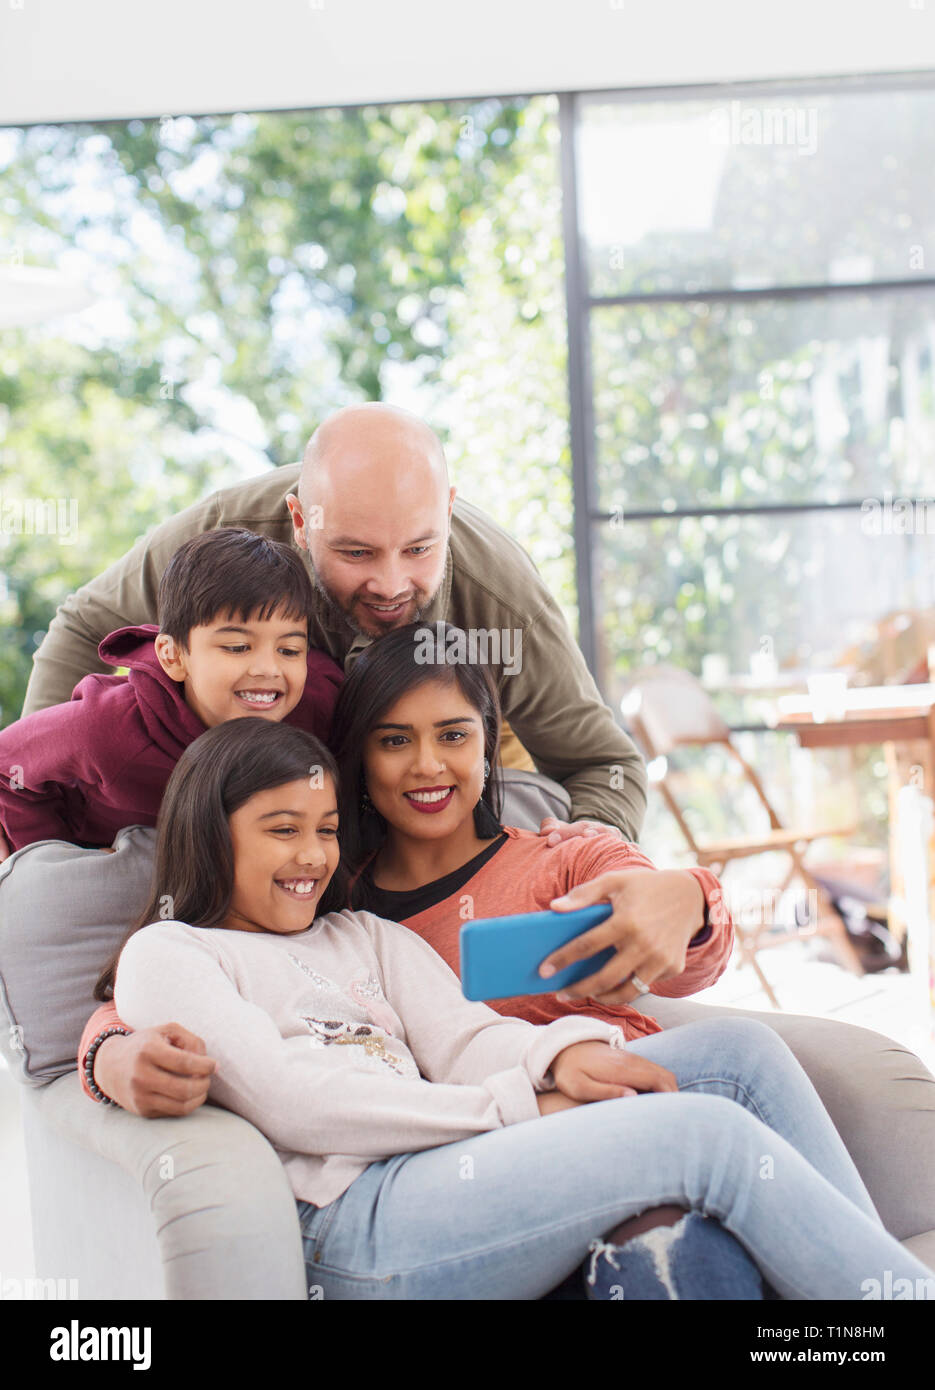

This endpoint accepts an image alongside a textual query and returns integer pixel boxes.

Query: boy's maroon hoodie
[0,625,344,851]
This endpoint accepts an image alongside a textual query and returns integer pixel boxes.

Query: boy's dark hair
[328,621,503,906]
[157,527,314,648]
[94,720,345,1000]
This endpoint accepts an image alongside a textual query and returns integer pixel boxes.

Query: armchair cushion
[497,767,571,833]
[0,825,155,1084]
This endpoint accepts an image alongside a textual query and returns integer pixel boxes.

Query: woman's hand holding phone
[548,1039,677,1104]
[541,868,707,1006]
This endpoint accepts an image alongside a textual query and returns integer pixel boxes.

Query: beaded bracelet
[83,1026,130,1105]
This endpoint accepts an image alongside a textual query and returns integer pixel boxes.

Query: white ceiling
[1,0,933,126]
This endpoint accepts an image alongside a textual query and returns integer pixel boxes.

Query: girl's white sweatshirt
[115,910,628,1206]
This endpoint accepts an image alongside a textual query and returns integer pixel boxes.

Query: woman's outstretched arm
[536,833,733,1006]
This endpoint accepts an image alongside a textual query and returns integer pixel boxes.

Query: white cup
[807,673,848,723]
[750,650,779,682]
[702,653,729,686]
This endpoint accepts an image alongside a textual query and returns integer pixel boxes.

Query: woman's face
[363,678,487,840]
[223,774,340,934]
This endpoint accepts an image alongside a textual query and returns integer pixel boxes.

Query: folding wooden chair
[622,665,863,1008]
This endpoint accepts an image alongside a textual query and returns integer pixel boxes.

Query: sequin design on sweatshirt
[288,954,341,993]
[300,1017,415,1077]
[349,972,403,1037]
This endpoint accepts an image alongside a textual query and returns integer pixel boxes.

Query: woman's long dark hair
[94,719,346,999]
[328,622,504,906]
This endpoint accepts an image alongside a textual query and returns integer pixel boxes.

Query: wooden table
[776,685,935,791]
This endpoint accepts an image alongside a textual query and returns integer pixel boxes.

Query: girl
[100,716,934,1300]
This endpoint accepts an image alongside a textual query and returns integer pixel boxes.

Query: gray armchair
[5,773,935,1298]
[18,994,935,1300]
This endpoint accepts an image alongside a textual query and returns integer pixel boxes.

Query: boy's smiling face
[155,606,310,728]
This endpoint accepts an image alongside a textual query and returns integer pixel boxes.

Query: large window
[4,73,934,783]
[561,77,935,720]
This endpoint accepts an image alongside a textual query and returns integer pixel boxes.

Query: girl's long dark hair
[328,622,504,907]
[94,719,346,1000]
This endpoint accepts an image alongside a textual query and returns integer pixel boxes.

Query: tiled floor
[1,943,932,1285]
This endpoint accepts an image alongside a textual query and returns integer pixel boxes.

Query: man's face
[288,490,454,638]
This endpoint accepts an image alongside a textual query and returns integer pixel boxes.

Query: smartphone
[459,903,614,1001]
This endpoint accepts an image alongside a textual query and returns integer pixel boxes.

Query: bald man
[20,404,646,841]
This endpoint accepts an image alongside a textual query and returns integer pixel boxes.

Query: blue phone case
[459,904,614,1001]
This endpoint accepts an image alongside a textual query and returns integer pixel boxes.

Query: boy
[0,528,343,851]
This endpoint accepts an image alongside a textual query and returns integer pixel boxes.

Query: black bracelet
[84,1026,130,1105]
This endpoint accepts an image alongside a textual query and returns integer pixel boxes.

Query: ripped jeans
[295,1017,935,1300]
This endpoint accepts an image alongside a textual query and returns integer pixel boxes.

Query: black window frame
[558,72,935,703]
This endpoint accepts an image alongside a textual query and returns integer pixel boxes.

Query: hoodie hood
[97,624,205,759]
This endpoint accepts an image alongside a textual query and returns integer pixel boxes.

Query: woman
[100,716,935,1301]
[331,621,730,1040]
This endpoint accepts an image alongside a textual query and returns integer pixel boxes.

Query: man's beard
[306,541,436,638]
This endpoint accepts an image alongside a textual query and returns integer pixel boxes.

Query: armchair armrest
[644,993,935,1260]
[23,1072,307,1300]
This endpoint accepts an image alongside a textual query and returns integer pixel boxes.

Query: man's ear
[154,632,187,683]
[285,493,308,551]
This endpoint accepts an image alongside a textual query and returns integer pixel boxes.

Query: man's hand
[550,1039,677,1101]
[538,868,706,1006]
[539,816,624,847]
[92,1024,216,1117]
